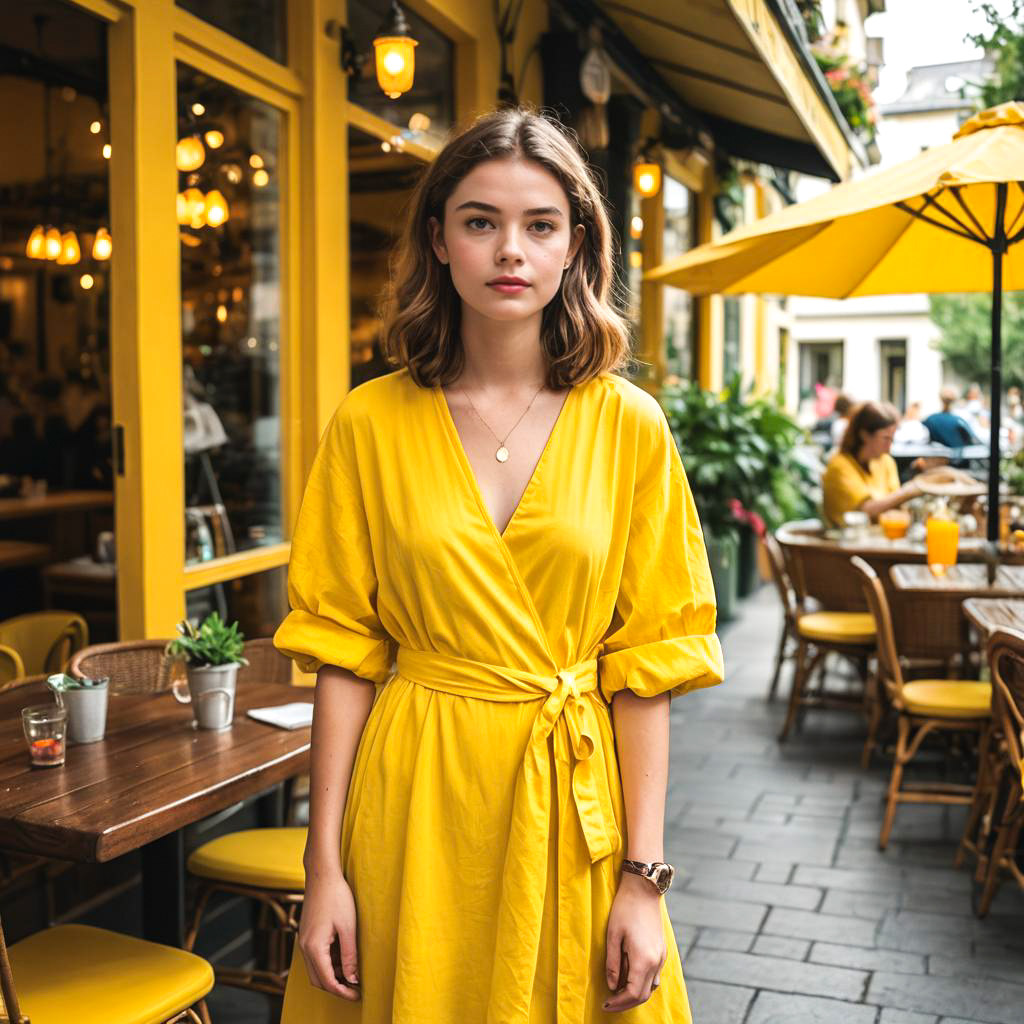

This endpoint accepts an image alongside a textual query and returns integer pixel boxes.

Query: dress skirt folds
[273,369,724,1023]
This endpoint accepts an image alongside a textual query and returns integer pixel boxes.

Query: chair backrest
[850,555,905,700]
[763,533,798,622]
[0,673,47,696]
[0,612,89,676]
[0,645,25,687]
[237,636,292,686]
[69,640,181,695]
[780,539,867,612]
[988,627,1024,776]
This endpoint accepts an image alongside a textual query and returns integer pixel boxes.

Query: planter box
[737,525,764,598]
[704,530,739,623]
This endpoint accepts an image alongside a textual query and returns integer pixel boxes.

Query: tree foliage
[967,1,1024,106]
[929,292,1024,391]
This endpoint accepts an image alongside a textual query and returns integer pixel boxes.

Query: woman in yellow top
[274,108,724,1023]
[822,401,921,528]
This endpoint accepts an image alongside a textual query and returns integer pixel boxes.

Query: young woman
[274,107,724,1023]
[822,400,921,528]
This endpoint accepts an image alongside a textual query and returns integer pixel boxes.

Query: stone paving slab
[665,585,1024,1024]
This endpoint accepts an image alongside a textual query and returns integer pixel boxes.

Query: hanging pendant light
[204,128,224,150]
[373,1,418,99]
[176,192,191,226]
[633,159,662,199]
[176,135,205,172]
[183,188,206,229]
[203,189,229,227]
[44,227,62,261]
[92,227,112,261]
[57,230,81,265]
[25,225,46,259]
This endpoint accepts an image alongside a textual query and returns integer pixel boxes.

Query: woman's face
[428,156,585,326]
[860,423,897,461]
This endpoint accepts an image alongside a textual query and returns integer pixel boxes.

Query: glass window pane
[186,565,287,640]
[176,0,286,64]
[662,176,694,381]
[178,65,283,567]
[347,0,454,143]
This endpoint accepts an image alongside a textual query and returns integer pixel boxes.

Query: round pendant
[495,445,510,463]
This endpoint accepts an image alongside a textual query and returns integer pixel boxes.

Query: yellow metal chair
[769,534,877,740]
[0,644,25,687]
[851,556,991,850]
[183,637,305,995]
[0,916,214,1024]
[0,611,88,676]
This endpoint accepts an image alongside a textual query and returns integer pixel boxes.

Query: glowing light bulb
[408,112,430,132]
[183,188,206,229]
[80,273,95,290]
[252,169,269,187]
[102,143,111,159]
[633,161,661,198]
[380,141,392,153]
[45,227,62,261]
[92,227,112,261]
[175,136,205,172]
[216,303,228,323]
[176,192,190,226]
[191,101,206,116]
[383,51,406,75]
[25,225,46,259]
[248,153,264,169]
[630,215,644,239]
[204,129,224,150]
[204,189,229,227]
[89,120,102,134]
[57,231,81,265]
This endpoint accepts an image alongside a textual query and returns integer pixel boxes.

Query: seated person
[823,401,921,528]
[923,387,980,448]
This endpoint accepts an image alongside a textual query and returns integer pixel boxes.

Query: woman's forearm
[860,480,919,521]
[611,690,671,861]
[303,665,376,877]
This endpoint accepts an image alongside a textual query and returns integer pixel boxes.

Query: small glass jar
[22,704,68,767]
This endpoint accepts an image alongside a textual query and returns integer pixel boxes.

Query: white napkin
[247,702,314,730]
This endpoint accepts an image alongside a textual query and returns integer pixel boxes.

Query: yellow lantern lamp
[92,227,112,261]
[204,189,229,227]
[204,129,224,150]
[80,273,95,290]
[57,231,81,265]
[25,225,46,259]
[176,135,205,172]
[44,227,62,261]
[182,188,206,229]
[373,1,418,99]
[633,160,661,199]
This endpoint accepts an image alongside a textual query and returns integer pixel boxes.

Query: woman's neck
[457,305,549,392]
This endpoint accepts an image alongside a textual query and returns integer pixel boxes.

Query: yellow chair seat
[187,826,307,890]
[8,923,212,1024]
[902,680,992,718]
[797,611,876,644]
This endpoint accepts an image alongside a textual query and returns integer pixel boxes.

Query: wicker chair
[773,534,877,741]
[69,639,181,694]
[957,627,1024,917]
[851,556,992,850]
[0,912,213,1024]
[236,636,292,686]
[0,644,25,687]
[0,611,88,676]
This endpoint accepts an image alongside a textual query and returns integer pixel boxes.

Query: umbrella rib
[894,201,984,246]
[1003,182,1024,239]
[949,186,991,242]
[919,191,988,243]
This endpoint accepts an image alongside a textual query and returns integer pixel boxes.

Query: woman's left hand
[603,872,668,1012]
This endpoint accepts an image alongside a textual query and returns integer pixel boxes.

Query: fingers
[337,925,361,990]
[299,930,360,1001]
[603,948,665,1013]
[605,933,623,993]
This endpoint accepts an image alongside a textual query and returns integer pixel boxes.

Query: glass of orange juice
[926,515,959,576]
[879,509,911,540]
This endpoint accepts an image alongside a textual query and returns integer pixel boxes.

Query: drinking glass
[926,516,959,577]
[22,704,68,767]
[879,509,911,540]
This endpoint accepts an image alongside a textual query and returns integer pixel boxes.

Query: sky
[866,0,1014,104]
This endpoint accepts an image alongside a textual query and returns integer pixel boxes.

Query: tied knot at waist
[394,647,618,864]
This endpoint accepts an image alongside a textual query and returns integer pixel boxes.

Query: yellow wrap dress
[274,368,724,1023]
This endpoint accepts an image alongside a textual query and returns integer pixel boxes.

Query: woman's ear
[565,224,585,268]
[427,216,449,265]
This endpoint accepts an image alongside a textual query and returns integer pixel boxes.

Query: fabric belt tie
[395,647,622,1022]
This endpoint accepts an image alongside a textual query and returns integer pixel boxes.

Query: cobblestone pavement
[672,584,1024,1024]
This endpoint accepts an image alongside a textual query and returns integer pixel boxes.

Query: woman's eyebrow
[454,200,564,217]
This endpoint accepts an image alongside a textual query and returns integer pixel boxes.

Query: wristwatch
[621,859,676,895]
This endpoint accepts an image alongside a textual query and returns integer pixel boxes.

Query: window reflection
[347,0,454,143]
[187,565,287,640]
[178,65,283,566]
[663,176,695,381]
[176,0,286,64]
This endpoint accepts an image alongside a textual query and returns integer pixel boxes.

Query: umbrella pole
[987,182,1008,544]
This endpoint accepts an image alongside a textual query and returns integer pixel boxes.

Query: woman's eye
[531,221,555,234]
[467,217,491,230]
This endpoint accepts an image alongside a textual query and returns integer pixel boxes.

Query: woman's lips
[487,282,530,294]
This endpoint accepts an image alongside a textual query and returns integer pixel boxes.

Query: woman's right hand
[298,864,361,1000]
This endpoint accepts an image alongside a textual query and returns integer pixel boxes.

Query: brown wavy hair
[379,106,633,389]
[841,401,901,457]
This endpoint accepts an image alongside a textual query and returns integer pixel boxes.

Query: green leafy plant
[1003,449,1024,497]
[966,1,1024,108]
[659,372,817,540]
[814,51,878,143]
[165,612,248,668]
[46,673,106,692]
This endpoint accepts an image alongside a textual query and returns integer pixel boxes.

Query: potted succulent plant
[165,612,248,731]
[47,672,109,744]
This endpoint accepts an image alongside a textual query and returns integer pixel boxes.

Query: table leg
[142,829,186,946]
[256,783,285,828]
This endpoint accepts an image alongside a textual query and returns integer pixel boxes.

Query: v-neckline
[434,381,578,543]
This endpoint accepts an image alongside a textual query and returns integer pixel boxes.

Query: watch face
[651,863,675,894]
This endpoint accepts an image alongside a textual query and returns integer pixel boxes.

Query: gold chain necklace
[458,377,547,463]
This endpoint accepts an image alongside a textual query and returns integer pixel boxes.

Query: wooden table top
[962,598,1024,636]
[890,563,1024,596]
[0,490,113,521]
[774,522,995,560]
[0,540,51,569]
[0,678,312,863]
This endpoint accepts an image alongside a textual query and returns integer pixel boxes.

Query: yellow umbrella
[646,102,1024,541]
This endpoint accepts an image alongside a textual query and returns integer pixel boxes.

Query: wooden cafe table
[0,675,312,946]
[963,597,1024,638]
